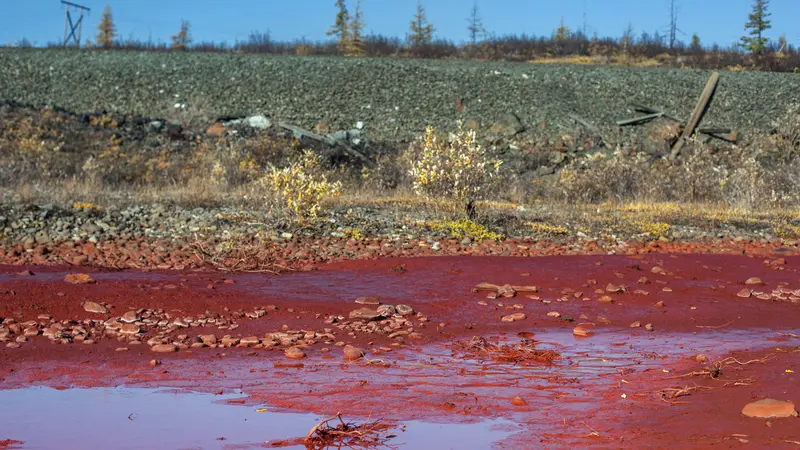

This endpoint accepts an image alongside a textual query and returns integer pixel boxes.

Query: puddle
[0,387,517,450]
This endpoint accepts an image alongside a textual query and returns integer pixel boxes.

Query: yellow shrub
[265,151,341,222]
[635,220,671,238]
[528,222,569,235]
[424,218,503,241]
[409,121,502,213]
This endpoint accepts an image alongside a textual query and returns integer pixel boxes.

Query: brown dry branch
[695,320,733,329]
[452,336,559,365]
[722,377,756,387]
[658,384,713,405]
[303,413,395,449]
[187,238,294,273]
[670,354,775,380]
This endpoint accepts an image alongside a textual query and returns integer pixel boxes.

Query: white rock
[245,115,271,129]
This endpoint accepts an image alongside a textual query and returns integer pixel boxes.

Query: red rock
[65,273,95,284]
[741,399,797,418]
[511,396,527,406]
[151,344,177,353]
[83,301,108,314]
[745,277,763,285]
[343,345,364,361]
[736,289,753,298]
[285,347,306,359]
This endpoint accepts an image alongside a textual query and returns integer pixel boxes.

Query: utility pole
[61,1,90,48]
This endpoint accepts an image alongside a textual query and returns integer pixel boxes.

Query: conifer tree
[741,0,771,55]
[95,4,117,49]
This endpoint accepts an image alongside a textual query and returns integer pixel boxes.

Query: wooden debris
[568,113,607,147]
[669,71,720,161]
[278,121,374,167]
[616,112,664,127]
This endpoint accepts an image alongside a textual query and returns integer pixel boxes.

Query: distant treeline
[7,31,798,73]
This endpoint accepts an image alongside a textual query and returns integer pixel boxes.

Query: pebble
[501,313,526,322]
[745,277,764,285]
[737,289,753,298]
[546,311,561,318]
[120,311,140,323]
[349,308,382,321]
[741,399,798,418]
[83,301,108,314]
[630,321,641,328]
[645,323,654,331]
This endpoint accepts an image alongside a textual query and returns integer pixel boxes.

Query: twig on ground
[696,320,733,329]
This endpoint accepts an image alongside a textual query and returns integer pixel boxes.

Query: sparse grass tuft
[423,218,503,241]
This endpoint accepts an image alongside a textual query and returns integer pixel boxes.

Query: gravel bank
[1,48,797,143]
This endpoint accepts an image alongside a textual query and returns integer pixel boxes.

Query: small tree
[466,2,486,47]
[690,33,702,52]
[554,17,570,41]
[170,19,192,51]
[346,0,366,57]
[741,0,771,55]
[327,0,351,54]
[620,23,635,55]
[95,4,117,49]
[408,2,434,48]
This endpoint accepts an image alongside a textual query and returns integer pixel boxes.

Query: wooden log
[631,103,682,123]
[278,122,373,166]
[567,114,607,147]
[616,112,664,126]
[669,71,720,161]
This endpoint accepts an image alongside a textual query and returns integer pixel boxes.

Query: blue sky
[2,0,798,47]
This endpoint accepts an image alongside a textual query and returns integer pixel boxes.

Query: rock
[501,313,526,322]
[240,336,260,346]
[546,312,561,318]
[511,396,527,406]
[206,122,228,137]
[285,346,306,359]
[245,115,271,129]
[606,283,626,293]
[65,273,95,284]
[745,277,764,285]
[497,284,517,298]
[17,270,33,276]
[737,289,753,298]
[349,308,382,321]
[490,112,525,137]
[644,323,654,331]
[629,321,641,328]
[148,121,163,133]
[151,344,177,353]
[573,325,593,337]
[376,305,396,316]
[83,301,108,314]
[355,296,380,305]
[221,336,239,347]
[651,266,666,275]
[200,334,217,345]
[395,304,414,316]
[120,311,140,323]
[741,399,798,419]
[149,359,161,366]
[173,318,189,327]
[597,295,614,303]
[343,345,364,361]
[120,324,141,334]
[693,354,709,363]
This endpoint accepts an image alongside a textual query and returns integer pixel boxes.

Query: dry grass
[452,337,560,365]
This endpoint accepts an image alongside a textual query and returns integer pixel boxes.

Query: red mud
[2,253,799,448]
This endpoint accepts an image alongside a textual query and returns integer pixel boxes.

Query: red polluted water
[1,254,799,448]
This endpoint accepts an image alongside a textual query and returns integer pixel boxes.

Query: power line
[61,1,90,48]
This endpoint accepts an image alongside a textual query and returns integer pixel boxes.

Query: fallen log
[669,71,720,161]
[278,121,374,167]
[616,112,664,126]
[567,113,607,147]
